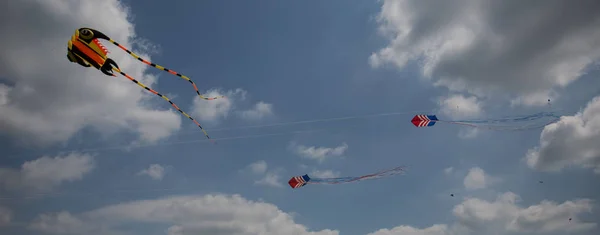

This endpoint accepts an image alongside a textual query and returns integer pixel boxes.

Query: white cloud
[438,94,482,119]
[437,94,483,138]
[289,142,348,163]
[371,0,600,107]
[0,153,95,192]
[167,225,184,235]
[526,96,600,173]
[28,194,339,235]
[463,167,487,190]
[137,164,166,180]
[247,160,268,175]
[367,224,452,235]
[255,171,283,188]
[240,101,274,120]
[0,0,182,146]
[444,167,454,175]
[190,88,274,124]
[0,205,11,226]
[241,161,282,188]
[28,211,91,234]
[190,88,245,122]
[310,170,341,178]
[453,192,596,234]
[368,192,596,235]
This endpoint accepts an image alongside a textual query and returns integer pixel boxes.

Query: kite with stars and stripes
[288,166,406,189]
[411,111,561,131]
[66,27,224,140]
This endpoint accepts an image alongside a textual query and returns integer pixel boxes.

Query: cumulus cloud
[370,192,596,235]
[0,0,182,146]
[137,164,167,180]
[526,96,600,173]
[444,167,454,175]
[0,153,95,192]
[289,142,348,163]
[371,0,600,106]
[463,167,487,190]
[28,194,339,235]
[453,192,596,233]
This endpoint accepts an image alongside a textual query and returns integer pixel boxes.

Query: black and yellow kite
[66,27,223,140]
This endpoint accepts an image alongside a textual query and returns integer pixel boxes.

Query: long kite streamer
[107,37,225,101]
[288,166,406,189]
[111,67,212,140]
[66,27,217,140]
[411,111,561,131]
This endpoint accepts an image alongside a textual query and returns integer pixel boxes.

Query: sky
[1,0,600,235]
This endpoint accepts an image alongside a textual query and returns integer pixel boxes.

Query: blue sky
[1,1,600,235]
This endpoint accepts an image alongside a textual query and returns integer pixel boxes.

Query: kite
[288,166,406,189]
[411,111,560,131]
[66,27,223,140]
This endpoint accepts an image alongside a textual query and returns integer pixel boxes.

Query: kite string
[106,38,224,101]
[111,67,212,141]
[4,108,435,160]
[182,109,435,134]
[5,130,324,161]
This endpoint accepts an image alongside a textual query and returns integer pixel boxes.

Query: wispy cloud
[190,88,274,124]
[246,160,268,175]
[309,170,341,178]
[239,101,274,120]
[241,161,283,188]
[137,164,167,180]
[190,88,246,123]
[289,142,348,163]
[443,167,454,175]
[255,171,283,188]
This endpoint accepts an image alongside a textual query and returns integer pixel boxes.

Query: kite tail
[447,111,560,124]
[106,39,225,101]
[309,166,406,185]
[412,111,561,131]
[439,111,561,131]
[111,67,212,140]
[444,119,560,131]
